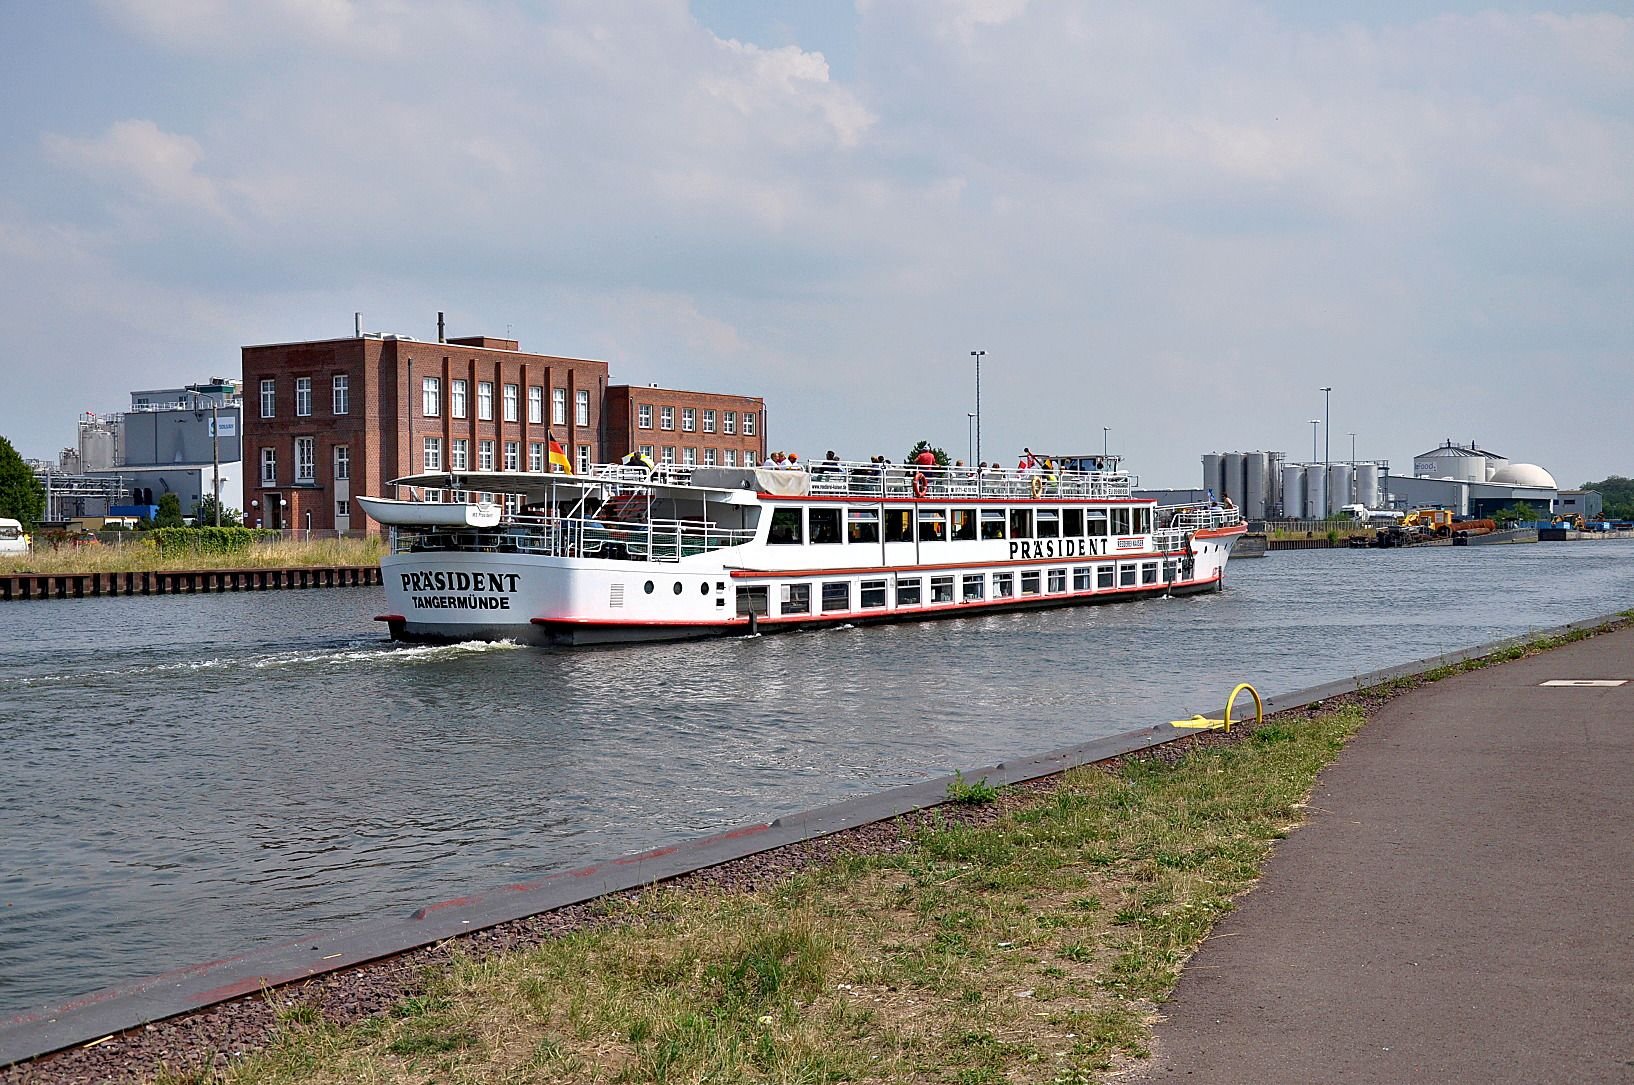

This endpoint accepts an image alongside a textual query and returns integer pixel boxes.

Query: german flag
[548,435,573,474]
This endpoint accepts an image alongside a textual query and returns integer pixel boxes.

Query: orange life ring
[913,472,929,499]
[1030,476,1044,499]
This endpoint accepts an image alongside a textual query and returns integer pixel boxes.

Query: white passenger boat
[363,457,1246,646]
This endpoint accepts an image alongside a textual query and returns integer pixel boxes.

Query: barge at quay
[361,456,1246,645]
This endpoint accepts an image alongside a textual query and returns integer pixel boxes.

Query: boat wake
[10,640,522,687]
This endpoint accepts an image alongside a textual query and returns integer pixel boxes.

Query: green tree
[154,493,185,528]
[193,493,242,527]
[905,439,950,467]
[0,435,46,529]
[1492,501,1543,525]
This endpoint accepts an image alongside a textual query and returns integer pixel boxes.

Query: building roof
[1415,440,1505,459]
[1488,463,1557,488]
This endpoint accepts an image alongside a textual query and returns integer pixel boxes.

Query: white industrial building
[1392,440,1559,517]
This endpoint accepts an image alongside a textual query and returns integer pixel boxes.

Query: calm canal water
[3,541,1633,1013]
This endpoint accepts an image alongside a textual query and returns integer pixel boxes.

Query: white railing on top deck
[801,460,1132,500]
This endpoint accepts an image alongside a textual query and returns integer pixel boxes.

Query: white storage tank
[1222,452,1245,504]
[1304,464,1327,519]
[1244,452,1270,520]
[1327,464,1354,509]
[1268,451,1285,513]
[1281,465,1304,519]
[1356,464,1381,509]
[1202,453,1223,498]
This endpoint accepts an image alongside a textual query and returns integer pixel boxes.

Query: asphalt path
[1128,625,1634,1084]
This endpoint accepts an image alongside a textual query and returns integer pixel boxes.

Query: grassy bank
[151,705,1365,1084]
[0,536,384,575]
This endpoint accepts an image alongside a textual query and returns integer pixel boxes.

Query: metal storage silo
[1281,465,1304,520]
[1304,464,1327,519]
[1244,452,1269,520]
[1268,451,1285,514]
[1356,464,1381,509]
[1222,452,1245,504]
[1327,464,1353,509]
[1202,453,1223,497]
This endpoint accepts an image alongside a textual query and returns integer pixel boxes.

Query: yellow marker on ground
[1171,682,1263,732]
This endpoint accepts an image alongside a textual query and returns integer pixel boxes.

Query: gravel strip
[0,664,1505,1085]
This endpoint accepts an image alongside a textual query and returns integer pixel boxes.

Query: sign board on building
[209,416,237,438]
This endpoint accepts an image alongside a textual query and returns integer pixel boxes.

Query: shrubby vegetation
[150,527,280,557]
[1581,476,1634,520]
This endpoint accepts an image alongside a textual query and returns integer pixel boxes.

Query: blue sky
[1,1,1631,488]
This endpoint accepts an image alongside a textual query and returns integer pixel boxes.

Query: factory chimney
[354,311,362,338]
[437,311,445,343]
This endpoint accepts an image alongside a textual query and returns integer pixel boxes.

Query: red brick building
[604,385,767,470]
[242,333,609,532]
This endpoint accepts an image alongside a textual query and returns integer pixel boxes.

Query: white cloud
[42,119,227,219]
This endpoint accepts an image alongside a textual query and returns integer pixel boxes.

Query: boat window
[822,581,850,612]
[1036,509,1061,538]
[1111,508,1132,535]
[736,586,768,616]
[860,580,888,609]
[1048,568,1068,593]
[962,573,985,602]
[1142,562,1159,585]
[992,572,1015,598]
[1163,560,1179,582]
[847,508,880,544]
[1120,563,1137,587]
[1073,567,1092,592]
[769,507,803,544]
[1010,509,1032,538]
[917,509,947,542]
[1063,508,1084,536]
[896,578,922,607]
[885,509,914,543]
[980,509,1007,540]
[1097,565,1115,589]
[1021,571,1042,596]
[1134,508,1152,533]
[1086,509,1109,536]
[809,507,842,544]
[930,575,955,603]
[951,509,977,541]
[781,583,811,615]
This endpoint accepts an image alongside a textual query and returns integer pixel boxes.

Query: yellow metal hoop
[1170,682,1262,733]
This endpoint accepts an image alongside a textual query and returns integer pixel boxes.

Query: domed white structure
[1488,463,1557,488]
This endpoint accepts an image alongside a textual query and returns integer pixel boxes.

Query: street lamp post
[970,350,986,492]
[1320,386,1333,517]
[1102,426,1109,461]
[967,413,976,465]
[1308,420,1320,463]
[187,383,223,527]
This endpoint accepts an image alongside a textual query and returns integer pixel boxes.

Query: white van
[0,518,29,554]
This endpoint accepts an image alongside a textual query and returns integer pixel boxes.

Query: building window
[295,377,312,417]
[450,439,469,471]
[260,447,277,484]
[703,448,717,466]
[575,389,589,426]
[424,489,442,502]
[682,407,696,432]
[723,411,737,435]
[422,437,442,471]
[478,440,494,470]
[528,386,543,424]
[528,442,543,472]
[639,443,654,459]
[504,441,519,471]
[259,379,275,418]
[332,374,349,415]
[638,404,653,429]
[334,445,350,481]
[503,383,519,422]
[662,446,676,463]
[294,436,315,482]
[336,498,349,518]
[451,379,467,419]
[702,409,716,433]
[743,412,756,436]
[477,381,493,421]
[422,376,440,417]
[660,406,675,431]
[577,445,591,473]
[552,387,566,425]
[683,447,696,466]
[724,449,737,467]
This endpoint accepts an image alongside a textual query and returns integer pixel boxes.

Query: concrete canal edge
[0,565,382,600]
[2,606,1629,1070]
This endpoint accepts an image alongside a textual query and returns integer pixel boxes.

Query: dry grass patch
[0,536,384,574]
[151,705,1364,1085]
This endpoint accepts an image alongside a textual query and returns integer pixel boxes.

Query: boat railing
[1156,503,1246,535]
[805,460,1133,499]
[389,515,755,562]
